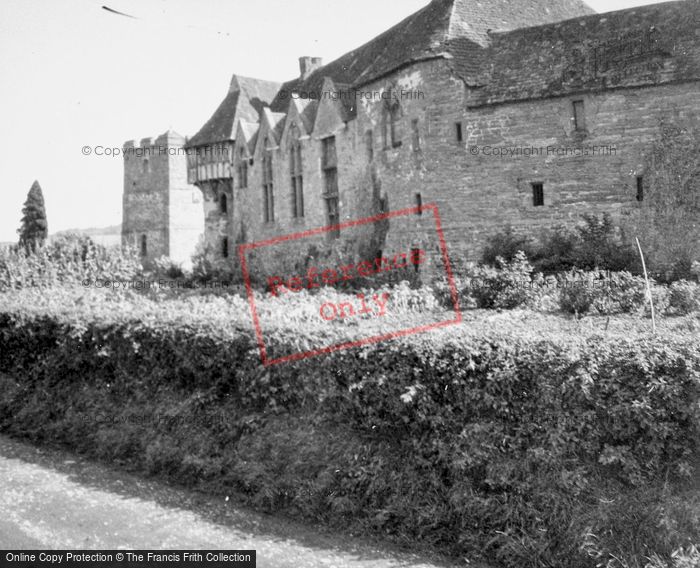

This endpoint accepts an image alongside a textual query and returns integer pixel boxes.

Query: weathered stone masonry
[122,131,203,268]
[124,0,700,272]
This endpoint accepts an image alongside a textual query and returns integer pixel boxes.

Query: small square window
[532,183,544,207]
[636,176,644,202]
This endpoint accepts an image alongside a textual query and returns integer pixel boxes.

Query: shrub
[668,280,700,315]
[190,242,241,285]
[482,215,641,275]
[575,213,639,272]
[481,226,535,265]
[558,270,602,315]
[470,251,535,309]
[387,281,440,312]
[529,224,579,273]
[557,270,649,315]
[151,256,185,279]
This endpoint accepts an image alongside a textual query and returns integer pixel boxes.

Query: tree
[17,180,48,252]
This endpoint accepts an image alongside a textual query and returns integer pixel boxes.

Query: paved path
[0,436,465,568]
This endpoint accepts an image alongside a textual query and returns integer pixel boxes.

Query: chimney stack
[299,56,323,79]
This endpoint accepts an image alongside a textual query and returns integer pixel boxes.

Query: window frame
[321,136,340,238]
[262,145,274,223]
[636,176,644,202]
[289,130,304,218]
[532,182,545,207]
[382,94,402,149]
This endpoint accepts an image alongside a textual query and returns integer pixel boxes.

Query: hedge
[1,288,699,567]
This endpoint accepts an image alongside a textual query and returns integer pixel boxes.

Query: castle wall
[122,138,169,266]
[355,60,700,263]
[189,2,700,275]
[122,133,204,269]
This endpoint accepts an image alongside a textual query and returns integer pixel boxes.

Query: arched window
[219,193,228,214]
[262,139,274,222]
[237,146,248,189]
[382,89,402,149]
[140,234,147,257]
[289,124,304,218]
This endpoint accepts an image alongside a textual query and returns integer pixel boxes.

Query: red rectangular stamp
[238,203,462,366]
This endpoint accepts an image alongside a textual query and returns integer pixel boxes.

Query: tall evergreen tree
[17,180,48,252]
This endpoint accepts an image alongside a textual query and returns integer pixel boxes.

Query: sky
[0,0,665,242]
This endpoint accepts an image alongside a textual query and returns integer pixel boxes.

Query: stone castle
[122,0,700,272]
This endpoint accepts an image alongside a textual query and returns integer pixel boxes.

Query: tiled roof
[192,0,595,142]
[468,0,700,107]
[186,76,281,147]
[268,0,593,112]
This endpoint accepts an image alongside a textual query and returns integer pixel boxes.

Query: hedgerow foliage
[0,234,140,290]
[1,287,699,567]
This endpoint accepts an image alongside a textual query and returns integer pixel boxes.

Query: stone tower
[122,130,204,269]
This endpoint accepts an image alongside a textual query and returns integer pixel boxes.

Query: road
[0,435,463,568]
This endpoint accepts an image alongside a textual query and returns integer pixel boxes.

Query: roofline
[486,0,691,39]
[352,54,451,89]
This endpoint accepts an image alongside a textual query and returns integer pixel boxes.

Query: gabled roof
[235,120,259,156]
[268,0,593,112]
[288,98,319,137]
[186,75,281,147]
[258,108,287,149]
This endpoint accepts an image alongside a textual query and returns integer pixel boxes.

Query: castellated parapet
[122,130,204,269]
